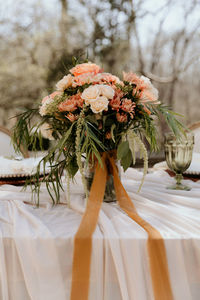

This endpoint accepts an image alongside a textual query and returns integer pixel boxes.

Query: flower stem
[75,105,88,202]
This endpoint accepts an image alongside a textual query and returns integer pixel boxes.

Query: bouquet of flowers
[13,61,183,204]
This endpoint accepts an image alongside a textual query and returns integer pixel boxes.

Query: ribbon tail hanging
[109,157,173,300]
[70,153,107,300]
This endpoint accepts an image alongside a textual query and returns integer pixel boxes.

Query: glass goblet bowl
[164,132,194,190]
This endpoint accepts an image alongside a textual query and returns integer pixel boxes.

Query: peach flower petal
[70,62,101,77]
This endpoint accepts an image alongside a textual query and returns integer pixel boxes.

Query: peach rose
[116,112,127,123]
[93,72,121,84]
[114,87,124,97]
[139,76,159,103]
[56,74,73,91]
[90,96,109,113]
[42,91,62,104]
[74,94,84,108]
[50,91,62,98]
[58,98,77,112]
[81,85,100,105]
[123,72,141,86]
[41,95,50,104]
[70,62,101,77]
[72,73,94,87]
[139,90,160,104]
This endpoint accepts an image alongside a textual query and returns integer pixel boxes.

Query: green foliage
[154,104,186,137]
[117,141,133,171]
[12,109,38,153]
[117,141,129,160]
[141,112,159,152]
[45,94,66,115]
[121,149,132,171]
[129,131,148,192]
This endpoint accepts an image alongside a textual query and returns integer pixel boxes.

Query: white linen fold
[0,169,199,299]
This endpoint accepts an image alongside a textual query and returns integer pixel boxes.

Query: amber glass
[164,133,194,190]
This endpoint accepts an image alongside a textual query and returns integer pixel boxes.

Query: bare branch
[142,71,175,83]
[181,54,200,73]
[133,21,144,73]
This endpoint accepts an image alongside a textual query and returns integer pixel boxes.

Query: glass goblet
[164,132,194,191]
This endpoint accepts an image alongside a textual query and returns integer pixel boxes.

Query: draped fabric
[0,168,199,299]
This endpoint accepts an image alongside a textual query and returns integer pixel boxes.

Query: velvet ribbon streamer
[70,152,173,300]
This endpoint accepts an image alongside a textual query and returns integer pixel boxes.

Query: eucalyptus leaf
[121,149,132,171]
[68,157,79,177]
[117,141,129,160]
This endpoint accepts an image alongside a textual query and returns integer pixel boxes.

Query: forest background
[0,0,199,154]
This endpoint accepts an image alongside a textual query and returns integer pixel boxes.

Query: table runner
[0,169,199,299]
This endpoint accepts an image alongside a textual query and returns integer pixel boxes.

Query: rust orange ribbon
[70,153,173,300]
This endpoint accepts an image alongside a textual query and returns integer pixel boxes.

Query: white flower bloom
[98,84,115,99]
[56,74,73,91]
[81,84,115,106]
[90,96,109,113]
[40,123,54,140]
[39,98,54,116]
[140,76,159,102]
[81,85,100,105]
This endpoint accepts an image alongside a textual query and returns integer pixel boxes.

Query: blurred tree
[132,0,200,112]
[60,0,68,49]
[80,0,135,73]
[46,50,85,90]
[46,0,88,89]
[0,0,199,132]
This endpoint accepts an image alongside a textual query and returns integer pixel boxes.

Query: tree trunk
[168,78,178,109]
[60,0,68,50]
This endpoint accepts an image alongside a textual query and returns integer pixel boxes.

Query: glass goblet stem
[173,172,191,191]
[175,173,183,186]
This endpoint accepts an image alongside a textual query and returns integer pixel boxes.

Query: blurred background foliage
[0,0,200,135]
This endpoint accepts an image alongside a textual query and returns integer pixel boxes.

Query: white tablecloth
[0,169,200,300]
